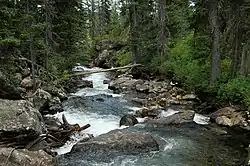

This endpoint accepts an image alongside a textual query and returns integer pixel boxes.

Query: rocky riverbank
[0,68,94,166]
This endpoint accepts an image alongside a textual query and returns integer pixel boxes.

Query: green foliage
[116,47,131,66]
[0,38,20,46]
[218,77,250,110]
[156,34,210,91]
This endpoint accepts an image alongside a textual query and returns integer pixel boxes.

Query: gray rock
[48,97,63,114]
[108,77,144,92]
[135,83,149,92]
[211,107,245,127]
[103,80,110,84]
[0,71,21,100]
[0,148,55,166]
[215,116,233,126]
[135,108,161,118]
[0,99,46,143]
[131,97,147,105]
[14,73,22,84]
[182,94,198,101]
[44,86,67,101]
[94,49,110,67]
[71,129,159,155]
[32,89,52,112]
[21,76,33,89]
[77,80,93,88]
[21,68,31,78]
[119,114,138,126]
[145,110,195,126]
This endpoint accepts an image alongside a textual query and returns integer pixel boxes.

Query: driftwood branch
[71,64,142,76]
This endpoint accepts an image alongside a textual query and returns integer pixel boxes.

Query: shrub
[217,77,250,110]
[156,34,210,91]
[116,47,131,66]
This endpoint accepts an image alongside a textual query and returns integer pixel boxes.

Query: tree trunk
[129,0,139,64]
[240,43,248,76]
[230,4,242,76]
[44,0,49,69]
[90,0,96,39]
[209,0,221,81]
[27,0,36,91]
[157,0,168,57]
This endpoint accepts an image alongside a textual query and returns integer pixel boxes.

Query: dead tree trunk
[209,0,221,81]
[129,0,139,64]
[240,43,248,76]
[157,0,168,57]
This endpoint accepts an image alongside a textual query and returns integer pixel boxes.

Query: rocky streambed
[54,66,249,166]
[0,65,250,166]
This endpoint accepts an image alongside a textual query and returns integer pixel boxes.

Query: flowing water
[54,66,246,166]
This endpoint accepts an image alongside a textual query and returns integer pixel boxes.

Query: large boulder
[72,129,159,155]
[32,89,52,112]
[145,110,195,126]
[135,107,161,118]
[57,129,159,165]
[108,76,144,92]
[0,71,21,100]
[43,85,67,101]
[65,76,93,93]
[94,49,110,68]
[20,76,33,89]
[210,107,245,127]
[119,114,138,126]
[0,99,46,145]
[47,97,63,115]
[135,83,149,93]
[0,148,55,166]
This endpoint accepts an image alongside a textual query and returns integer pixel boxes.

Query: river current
[52,66,246,166]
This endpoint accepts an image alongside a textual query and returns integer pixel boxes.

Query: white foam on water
[52,66,145,155]
[72,66,122,97]
[160,138,176,151]
[193,113,210,125]
[136,117,146,123]
[73,87,121,97]
[159,108,179,117]
[50,110,123,155]
[120,158,138,166]
[124,106,142,111]
[53,132,91,155]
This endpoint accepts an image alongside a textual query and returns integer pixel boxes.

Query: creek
[53,66,246,166]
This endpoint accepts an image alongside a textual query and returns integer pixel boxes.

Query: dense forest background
[0,0,250,110]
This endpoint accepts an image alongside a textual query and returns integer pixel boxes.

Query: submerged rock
[0,99,46,145]
[119,114,138,126]
[0,148,55,166]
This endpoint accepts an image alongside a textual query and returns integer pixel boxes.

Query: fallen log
[71,64,142,76]
[78,124,91,132]
[45,115,91,148]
